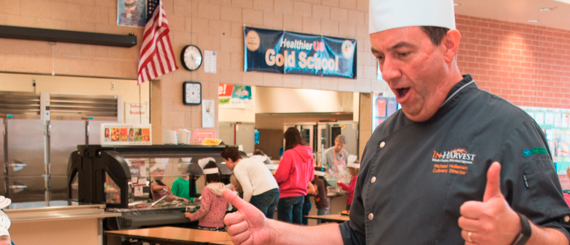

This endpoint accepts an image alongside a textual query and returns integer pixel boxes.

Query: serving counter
[6,204,120,245]
[66,144,242,244]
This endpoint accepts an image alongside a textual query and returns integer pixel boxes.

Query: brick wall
[455,15,570,189]
[456,15,570,109]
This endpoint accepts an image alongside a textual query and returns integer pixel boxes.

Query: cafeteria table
[304,214,350,223]
[105,226,233,245]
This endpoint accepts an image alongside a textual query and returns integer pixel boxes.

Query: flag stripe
[137,0,177,85]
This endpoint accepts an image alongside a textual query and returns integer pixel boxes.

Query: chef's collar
[441,74,475,107]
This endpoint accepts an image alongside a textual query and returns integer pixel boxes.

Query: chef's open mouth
[396,88,410,98]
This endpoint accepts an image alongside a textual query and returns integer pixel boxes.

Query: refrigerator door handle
[9,162,27,172]
[9,185,27,193]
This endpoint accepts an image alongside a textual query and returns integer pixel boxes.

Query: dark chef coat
[340,75,570,244]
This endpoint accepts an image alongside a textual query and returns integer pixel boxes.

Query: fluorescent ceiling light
[527,19,539,23]
[454,2,460,6]
[553,0,570,5]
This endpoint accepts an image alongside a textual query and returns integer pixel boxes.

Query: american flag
[137,0,177,85]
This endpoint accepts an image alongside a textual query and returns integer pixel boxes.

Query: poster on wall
[218,84,253,108]
[244,26,357,79]
[521,106,570,174]
[125,102,149,124]
[193,129,217,143]
[202,100,215,128]
[204,50,217,74]
[117,0,146,27]
[101,123,152,145]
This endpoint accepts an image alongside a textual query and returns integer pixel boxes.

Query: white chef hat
[347,155,360,169]
[198,157,216,170]
[0,196,11,210]
[369,0,456,34]
[203,166,219,175]
[149,165,164,172]
[0,227,8,237]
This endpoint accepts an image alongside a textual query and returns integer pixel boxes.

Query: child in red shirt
[338,156,359,211]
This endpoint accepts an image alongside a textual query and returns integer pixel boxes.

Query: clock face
[181,45,202,71]
[183,81,201,105]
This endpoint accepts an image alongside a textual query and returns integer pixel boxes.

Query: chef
[220,0,570,244]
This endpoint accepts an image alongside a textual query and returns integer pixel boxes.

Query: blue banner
[244,27,357,79]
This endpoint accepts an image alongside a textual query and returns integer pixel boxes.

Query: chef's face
[0,237,10,245]
[370,26,451,122]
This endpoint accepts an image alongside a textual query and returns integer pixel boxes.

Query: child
[171,163,192,200]
[230,174,243,198]
[185,161,228,231]
[313,166,329,224]
[338,156,359,211]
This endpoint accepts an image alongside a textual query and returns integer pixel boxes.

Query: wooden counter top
[6,204,121,223]
[304,214,350,223]
[105,226,233,244]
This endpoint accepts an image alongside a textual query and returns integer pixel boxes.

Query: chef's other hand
[223,189,273,245]
[458,162,522,244]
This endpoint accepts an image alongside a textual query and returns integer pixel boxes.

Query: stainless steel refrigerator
[1,91,121,207]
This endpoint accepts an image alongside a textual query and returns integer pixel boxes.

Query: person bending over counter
[222,147,279,219]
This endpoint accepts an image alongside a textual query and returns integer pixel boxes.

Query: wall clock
[183,81,201,105]
[181,45,202,71]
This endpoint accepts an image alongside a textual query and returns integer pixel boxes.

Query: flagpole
[139,84,142,124]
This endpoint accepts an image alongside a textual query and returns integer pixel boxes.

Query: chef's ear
[441,29,461,63]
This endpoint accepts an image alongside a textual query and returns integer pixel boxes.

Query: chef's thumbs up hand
[223,189,273,245]
[458,162,522,244]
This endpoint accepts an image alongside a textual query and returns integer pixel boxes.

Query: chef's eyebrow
[371,42,415,55]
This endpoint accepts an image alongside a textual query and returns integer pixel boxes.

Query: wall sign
[244,27,357,79]
[218,84,252,108]
[101,123,152,145]
[125,102,149,124]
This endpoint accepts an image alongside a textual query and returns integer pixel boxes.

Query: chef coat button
[371,176,376,184]
[368,213,374,220]
[565,215,570,223]
[379,141,385,148]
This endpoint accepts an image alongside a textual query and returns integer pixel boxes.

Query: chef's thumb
[223,189,249,210]
[483,161,503,202]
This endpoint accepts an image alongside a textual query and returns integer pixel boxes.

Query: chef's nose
[381,56,402,82]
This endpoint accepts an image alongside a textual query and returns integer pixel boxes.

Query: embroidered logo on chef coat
[432,149,476,175]
[523,147,547,157]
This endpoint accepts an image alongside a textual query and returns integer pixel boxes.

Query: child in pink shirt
[338,158,359,211]
[185,161,228,231]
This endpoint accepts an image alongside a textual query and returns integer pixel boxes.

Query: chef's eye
[399,52,410,57]
[376,55,384,62]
